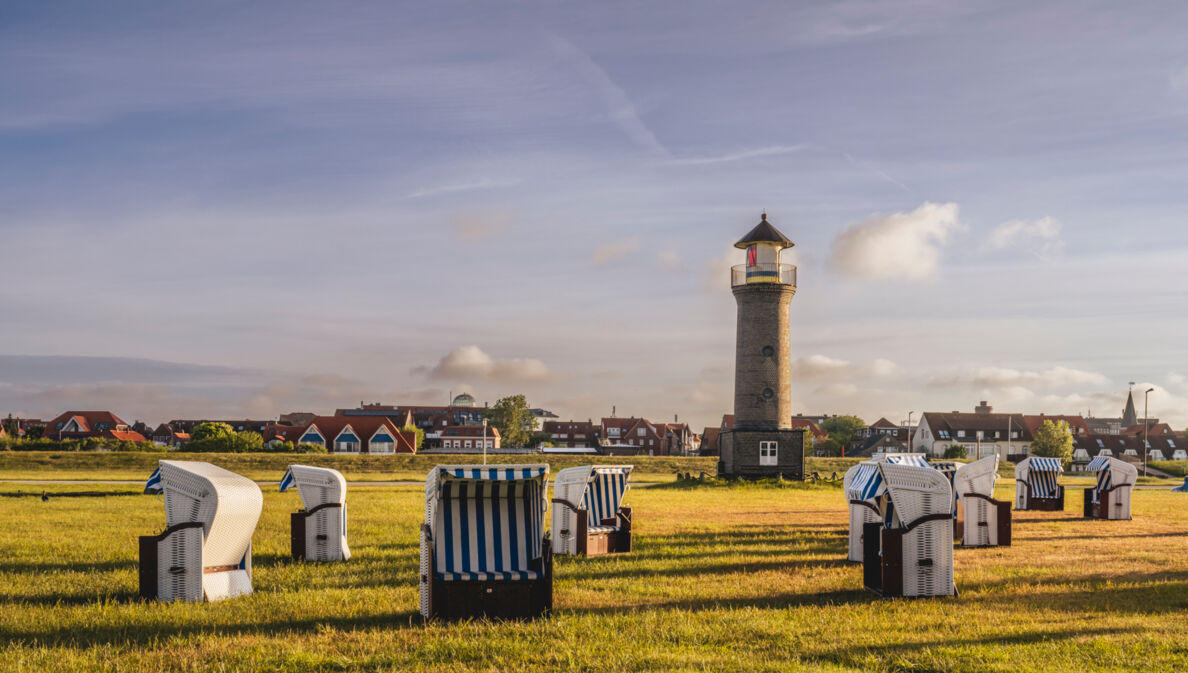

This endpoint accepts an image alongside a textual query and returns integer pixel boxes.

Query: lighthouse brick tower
[718,213,806,479]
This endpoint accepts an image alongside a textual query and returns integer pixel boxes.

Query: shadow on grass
[564,556,850,581]
[566,586,875,615]
[0,491,141,499]
[0,609,425,647]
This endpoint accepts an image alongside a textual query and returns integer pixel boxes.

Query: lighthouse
[718,213,805,479]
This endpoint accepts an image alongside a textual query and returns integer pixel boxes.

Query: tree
[483,394,535,447]
[190,422,235,443]
[2,414,17,438]
[26,425,44,440]
[942,444,968,459]
[816,437,844,457]
[402,424,425,450]
[821,415,866,448]
[1030,419,1074,464]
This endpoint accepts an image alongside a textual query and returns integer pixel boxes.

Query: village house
[543,420,597,449]
[297,416,416,454]
[151,423,191,447]
[912,405,1032,459]
[43,411,147,442]
[439,425,500,450]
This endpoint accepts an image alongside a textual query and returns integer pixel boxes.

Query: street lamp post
[907,411,914,454]
[1144,388,1154,476]
[482,419,489,466]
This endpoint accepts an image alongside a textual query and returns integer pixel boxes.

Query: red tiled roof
[44,411,129,435]
[302,416,416,452]
[442,425,501,438]
[103,430,147,442]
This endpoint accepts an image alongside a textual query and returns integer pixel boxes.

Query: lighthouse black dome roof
[734,213,794,249]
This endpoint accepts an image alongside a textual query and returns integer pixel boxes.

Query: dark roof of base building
[734,213,794,249]
[850,434,907,458]
[921,412,1033,439]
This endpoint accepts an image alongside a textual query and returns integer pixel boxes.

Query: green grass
[3,469,1188,671]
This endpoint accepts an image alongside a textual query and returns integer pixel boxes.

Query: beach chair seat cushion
[434,480,544,582]
[438,569,541,581]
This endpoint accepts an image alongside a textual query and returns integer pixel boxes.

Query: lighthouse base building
[719,428,805,480]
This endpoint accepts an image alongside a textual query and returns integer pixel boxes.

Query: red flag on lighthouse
[747,245,757,266]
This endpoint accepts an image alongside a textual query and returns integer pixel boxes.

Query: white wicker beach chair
[953,455,1011,547]
[551,465,633,557]
[1082,456,1137,520]
[139,461,263,602]
[844,454,930,563]
[863,462,956,597]
[281,465,350,562]
[1014,457,1065,511]
[419,465,551,620]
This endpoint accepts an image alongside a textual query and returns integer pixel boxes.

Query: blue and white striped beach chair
[1014,457,1065,511]
[1083,455,1136,520]
[552,465,633,557]
[419,465,552,620]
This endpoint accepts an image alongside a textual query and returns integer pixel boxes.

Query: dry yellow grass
[1,476,1186,671]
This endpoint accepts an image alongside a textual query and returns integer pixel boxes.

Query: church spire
[1122,383,1138,427]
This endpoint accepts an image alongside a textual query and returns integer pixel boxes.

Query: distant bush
[179,431,264,454]
[943,444,968,459]
[0,437,166,452]
[296,442,328,454]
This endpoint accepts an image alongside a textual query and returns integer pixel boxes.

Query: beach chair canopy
[1086,456,1137,503]
[554,465,632,533]
[151,460,263,569]
[878,462,953,530]
[280,464,347,510]
[1015,457,1063,498]
[954,455,998,499]
[846,454,930,503]
[426,465,549,582]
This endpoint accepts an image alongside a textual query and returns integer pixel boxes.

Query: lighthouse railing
[731,264,796,287]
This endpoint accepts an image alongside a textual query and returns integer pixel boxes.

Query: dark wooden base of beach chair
[957,494,1012,547]
[1083,486,1130,520]
[862,515,953,598]
[139,521,205,601]
[424,535,553,621]
[289,503,343,561]
[578,507,633,557]
[1019,485,1064,511]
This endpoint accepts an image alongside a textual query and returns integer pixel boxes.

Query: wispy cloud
[929,365,1109,389]
[830,202,962,280]
[451,210,513,243]
[548,34,665,154]
[672,144,805,166]
[592,236,641,266]
[986,216,1063,260]
[405,178,520,200]
[843,152,909,191]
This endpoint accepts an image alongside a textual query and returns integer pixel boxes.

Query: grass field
[3,465,1188,672]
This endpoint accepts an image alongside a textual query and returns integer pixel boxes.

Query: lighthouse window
[762,388,774,400]
[759,441,778,466]
[762,346,774,357]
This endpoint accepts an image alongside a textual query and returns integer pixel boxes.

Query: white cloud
[986,216,1063,258]
[592,236,641,266]
[405,177,518,200]
[930,365,1109,389]
[792,354,853,380]
[421,345,550,382]
[829,202,962,280]
[870,358,900,378]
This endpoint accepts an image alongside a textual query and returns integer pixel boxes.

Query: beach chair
[551,465,633,557]
[281,465,350,562]
[863,462,956,598]
[953,455,1011,547]
[139,461,262,602]
[844,454,930,562]
[1014,457,1064,511]
[1172,477,1188,493]
[1082,456,1137,520]
[420,465,552,620]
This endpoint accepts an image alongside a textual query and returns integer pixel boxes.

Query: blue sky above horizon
[2,1,1187,429]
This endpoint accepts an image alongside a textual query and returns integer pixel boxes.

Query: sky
[2,1,1187,431]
